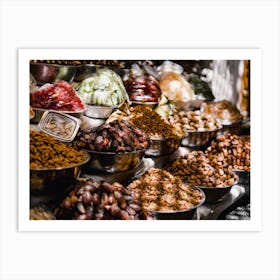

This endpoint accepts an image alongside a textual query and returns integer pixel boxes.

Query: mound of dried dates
[75,120,150,152]
[55,179,152,220]
[165,151,238,188]
[205,133,250,170]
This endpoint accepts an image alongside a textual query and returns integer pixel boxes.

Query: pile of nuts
[55,179,152,220]
[168,110,221,133]
[201,100,243,124]
[126,106,183,139]
[205,133,250,170]
[128,168,203,211]
[165,151,238,188]
[76,120,150,152]
[42,119,76,140]
[30,130,86,169]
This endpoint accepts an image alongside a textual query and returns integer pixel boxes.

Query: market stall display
[29,59,251,220]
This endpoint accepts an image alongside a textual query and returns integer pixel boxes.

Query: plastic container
[38,110,81,142]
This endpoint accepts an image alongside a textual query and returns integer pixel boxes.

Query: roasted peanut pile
[128,168,203,211]
[30,130,86,169]
[165,151,238,188]
[168,110,221,133]
[76,120,149,152]
[201,100,243,124]
[55,179,152,220]
[126,106,183,139]
[205,133,250,171]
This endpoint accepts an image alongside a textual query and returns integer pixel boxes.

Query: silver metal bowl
[221,120,243,135]
[84,104,115,119]
[181,127,222,148]
[145,137,182,157]
[83,149,145,173]
[196,180,238,204]
[131,101,158,109]
[233,169,250,186]
[30,151,90,194]
[150,187,206,220]
[30,63,77,85]
[30,108,85,124]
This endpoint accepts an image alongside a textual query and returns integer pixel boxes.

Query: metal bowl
[145,137,182,157]
[83,149,145,173]
[131,101,158,109]
[182,127,222,148]
[197,180,238,204]
[150,187,206,220]
[30,151,90,194]
[30,108,85,124]
[221,120,243,135]
[30,63,77,85]
[233,169,250,186]
[84,104,115,119]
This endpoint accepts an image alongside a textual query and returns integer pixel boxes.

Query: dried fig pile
[55,179,152,220]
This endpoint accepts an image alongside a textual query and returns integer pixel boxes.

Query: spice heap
[168,110,221,133]
[30,130,86,169]
[126,106,183,139]
[205,133,250,171]
[128,168,203,211]
[165,151,238,188]
[55,179,152,220]
[30,207,55,220]
[76,120,149,152]
[30,80,85,111]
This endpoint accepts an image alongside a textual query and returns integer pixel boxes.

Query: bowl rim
[83,148,146,155]
[148,186,206,214]
[131,101,159,105]
[183,125,223,134]
[149,136,183,141]
[194,179,239,189]
[30,62,77,68]
[30,151,90,171]
[85,104,118,109]
[32,107,86,114]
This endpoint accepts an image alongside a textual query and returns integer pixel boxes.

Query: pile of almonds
[168,110,221,133]
[55,179,153,220]
[205,133,250,171]
[165,151,238,188]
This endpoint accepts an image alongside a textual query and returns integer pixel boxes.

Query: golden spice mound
[30,130,86,169]
[126,106,183,139]
[128,168,203,212]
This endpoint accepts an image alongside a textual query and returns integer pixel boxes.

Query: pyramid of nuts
[165,151,238,188]
[205,133,250,171]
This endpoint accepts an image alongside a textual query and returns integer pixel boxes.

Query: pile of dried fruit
[128,168,203,211]
[126,106,183,139]
[205,133,250,170]
[75,120,149,152]
[165,151,238,188]
[30,80,85,111]
[55,179,152,220]
[30,130,86,169]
